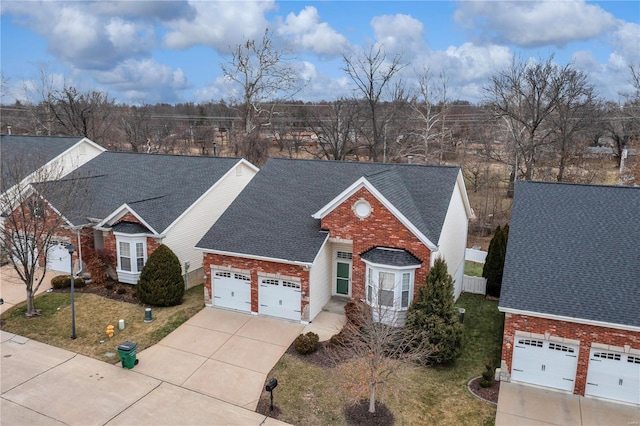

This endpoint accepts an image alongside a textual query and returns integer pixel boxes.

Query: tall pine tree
[482,225,509,298]
[405,258,464,364]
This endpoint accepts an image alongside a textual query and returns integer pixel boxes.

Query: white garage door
[258,277,301,321]
[585,349,640,405]
[511,338,579,392]
[47,241,71,273]
[212,270,251,313]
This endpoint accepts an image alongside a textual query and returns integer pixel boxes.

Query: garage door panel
[47,241,71,273]
[212,270,251,313]
[511,338,578,392]
[586,350,640,404]
[259,277,301,321]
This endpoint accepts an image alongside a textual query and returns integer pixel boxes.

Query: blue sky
[1,1,639,105]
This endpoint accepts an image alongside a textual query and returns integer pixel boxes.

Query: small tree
[405,257,464,365]
[136,244,184,307]
[482,225,509,298]
[330,296,433,415]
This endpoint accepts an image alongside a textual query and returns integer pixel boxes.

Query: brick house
[499,181,640,406]
[196,158,472,325]
[29,151,257,285]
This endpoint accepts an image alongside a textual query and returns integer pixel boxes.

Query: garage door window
[549,343,575,353]
[518,339,543,347]
[594,352,621,360]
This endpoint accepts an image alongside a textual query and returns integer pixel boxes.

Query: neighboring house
[30,151,257,283]
[1,134,105,198]
[499,181,640,406]
[196,158,472,325]
[1,135,105,269]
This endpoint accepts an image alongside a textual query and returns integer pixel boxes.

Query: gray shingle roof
[499,181,640,328]
[1,135,86,192]
[43,152,241,233]
[197,158,460,264]
[360,247,422,267]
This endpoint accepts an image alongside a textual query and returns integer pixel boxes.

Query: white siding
[437,174,470,299]
[162,161,256,277]
[57,140,104,176]
[308,240,332,321]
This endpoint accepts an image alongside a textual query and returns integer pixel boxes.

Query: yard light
[265,378,278,411]
[66,244,76,339]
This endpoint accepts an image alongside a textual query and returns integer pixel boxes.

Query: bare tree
[50,85,115,144]
[0,153,89,316]
[121,105,153,152]
[484,55,571,191]
[343,45,407,162]
[305,99,361,160]
[402,69,451,164]
[330,294,433,414]
[547,68,599,181]
[220,28,302,163]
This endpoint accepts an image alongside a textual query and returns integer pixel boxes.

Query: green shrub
[329,331,347,347]
[50,275,86,289]
[480,364,495,388]
[294,332,320,355]
[136,244,184,307]
[483,225,509,298]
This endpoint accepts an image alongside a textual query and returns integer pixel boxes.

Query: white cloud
[277,6,349,56]
[163,1,275,51]
[454,0,617,47]
[371,14,425,56]
[609,21,640,63]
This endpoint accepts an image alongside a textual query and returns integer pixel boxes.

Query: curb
[466,376,498,406]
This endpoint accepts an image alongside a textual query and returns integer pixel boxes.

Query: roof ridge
[518,180,640,191]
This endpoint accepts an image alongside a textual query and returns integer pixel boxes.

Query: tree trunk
[25,288,36,316]
[369,382,376,413]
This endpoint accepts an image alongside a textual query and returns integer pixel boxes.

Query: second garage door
[511,338,579,392]
[212,270,251,313]
[585,349,640,404]
[47,240,71,273]
[258,277,301,321]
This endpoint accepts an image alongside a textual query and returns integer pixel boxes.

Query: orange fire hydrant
[106,324,114,338]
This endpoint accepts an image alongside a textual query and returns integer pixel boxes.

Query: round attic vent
[353,199,372,219]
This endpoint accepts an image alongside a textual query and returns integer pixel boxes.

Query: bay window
[115,235,147,284]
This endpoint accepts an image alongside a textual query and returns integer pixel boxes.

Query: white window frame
[365,263,416,311]
[115,235,147,275]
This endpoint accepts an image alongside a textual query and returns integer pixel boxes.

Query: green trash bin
[117,341,139,369]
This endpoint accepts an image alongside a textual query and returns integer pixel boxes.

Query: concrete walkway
[495,381,640,426]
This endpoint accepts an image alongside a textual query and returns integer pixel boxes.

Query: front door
[335,250,353,296]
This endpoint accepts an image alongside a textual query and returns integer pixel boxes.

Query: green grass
[0,284,205,363]
[464,261,484,277]
[258,293,504,425]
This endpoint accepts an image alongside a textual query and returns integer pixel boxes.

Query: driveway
[495,381,640,426]
[134,308,304,410]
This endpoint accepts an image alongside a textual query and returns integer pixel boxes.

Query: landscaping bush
[329,330,347,347]
[50,274,86,289]
[480,364,495,388]
[344,298,369,328]
[117,287,127,295]
[136,244,184,307]
[294,331,320,355]
[85,249,115,286]
[483,225,509,298]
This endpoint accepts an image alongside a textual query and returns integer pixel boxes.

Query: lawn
[464,260,484,277]
[0,284,205,363]
[257,293,504,426]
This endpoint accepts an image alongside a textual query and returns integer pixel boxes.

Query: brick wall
[320,187,431,300]
[502,313,640,395]
[203,253,309,315]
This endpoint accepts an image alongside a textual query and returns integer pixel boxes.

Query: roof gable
[197,158,462,263]
[499,181,640,329]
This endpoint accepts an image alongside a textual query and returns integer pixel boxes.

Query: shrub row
[51,275,86,289]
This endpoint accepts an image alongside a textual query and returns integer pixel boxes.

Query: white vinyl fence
[465,248,487,264]
[463,275,487,295]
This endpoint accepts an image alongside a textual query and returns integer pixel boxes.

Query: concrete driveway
[495,381,640,426]
[1,265,58,315]
[134,308,304,410]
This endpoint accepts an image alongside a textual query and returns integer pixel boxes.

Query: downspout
[75,227,83,275]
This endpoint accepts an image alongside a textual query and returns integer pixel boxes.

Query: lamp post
[66,244,76,339]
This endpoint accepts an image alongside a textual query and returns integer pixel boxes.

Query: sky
[1,0,639,105]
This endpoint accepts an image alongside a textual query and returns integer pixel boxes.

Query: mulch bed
[50,279,138,304]
[467,376,500,404]
[345,400,394,425]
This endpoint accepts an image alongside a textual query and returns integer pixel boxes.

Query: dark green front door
[336,261,350,295]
